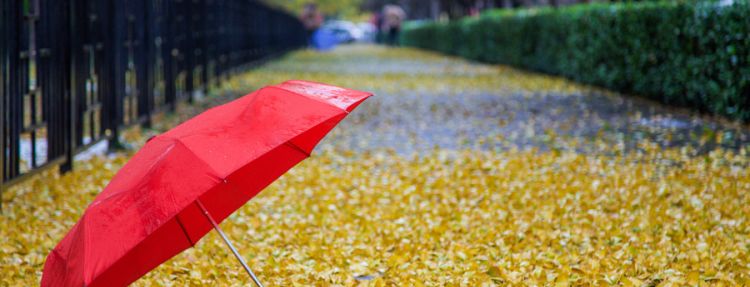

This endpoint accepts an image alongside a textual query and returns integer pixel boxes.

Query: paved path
[236,45,750,155]
[3,45,749,286]
[21,45,747,172]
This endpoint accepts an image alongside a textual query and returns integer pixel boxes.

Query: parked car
[356,22,377,43]
[320,20,364,43]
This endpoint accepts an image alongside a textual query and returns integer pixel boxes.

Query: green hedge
[400,2,750,121]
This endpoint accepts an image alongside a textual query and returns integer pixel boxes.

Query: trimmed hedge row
[400,2,750,121]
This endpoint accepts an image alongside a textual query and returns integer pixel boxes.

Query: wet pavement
[5,44,749,287]
[18,44,750,166]
[230,45,750,155]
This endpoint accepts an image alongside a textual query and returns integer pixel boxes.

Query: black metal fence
[1,0,307,205]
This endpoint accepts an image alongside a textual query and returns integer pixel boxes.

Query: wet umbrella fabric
[41,80,372,287]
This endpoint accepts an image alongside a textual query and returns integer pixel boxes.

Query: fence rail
[1,0,307,208]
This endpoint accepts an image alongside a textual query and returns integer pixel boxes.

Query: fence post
[61,0,77,173]
[164,0,176,112]
[6,0,20,188]
[140,0,153,129]
[106,0,123,152]
[1,0,7,212]
[184,0,194,104]
[198,0,208,97]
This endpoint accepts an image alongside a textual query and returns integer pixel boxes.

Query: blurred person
[370,10,384,44]
[382,4,405,46]
[300,3,324,46]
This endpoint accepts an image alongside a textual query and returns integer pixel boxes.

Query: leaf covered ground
[2,45,749,286]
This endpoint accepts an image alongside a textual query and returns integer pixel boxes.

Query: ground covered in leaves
[2,45,750,286]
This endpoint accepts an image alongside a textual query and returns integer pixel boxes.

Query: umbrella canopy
[41,80,372,287]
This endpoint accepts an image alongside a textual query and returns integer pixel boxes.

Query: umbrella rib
[284,141,311,157]
[174,215,195,246]
[264,86,349,114]
[171,138,223,180]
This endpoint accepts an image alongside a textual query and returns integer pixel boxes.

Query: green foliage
[401,2,750,121]
[262,0,364,20]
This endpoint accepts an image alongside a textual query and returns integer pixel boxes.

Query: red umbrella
[41,80,372,287]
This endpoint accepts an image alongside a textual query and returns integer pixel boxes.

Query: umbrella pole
[196,200,265,287]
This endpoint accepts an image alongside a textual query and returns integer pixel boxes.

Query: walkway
[2,45,749,286]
